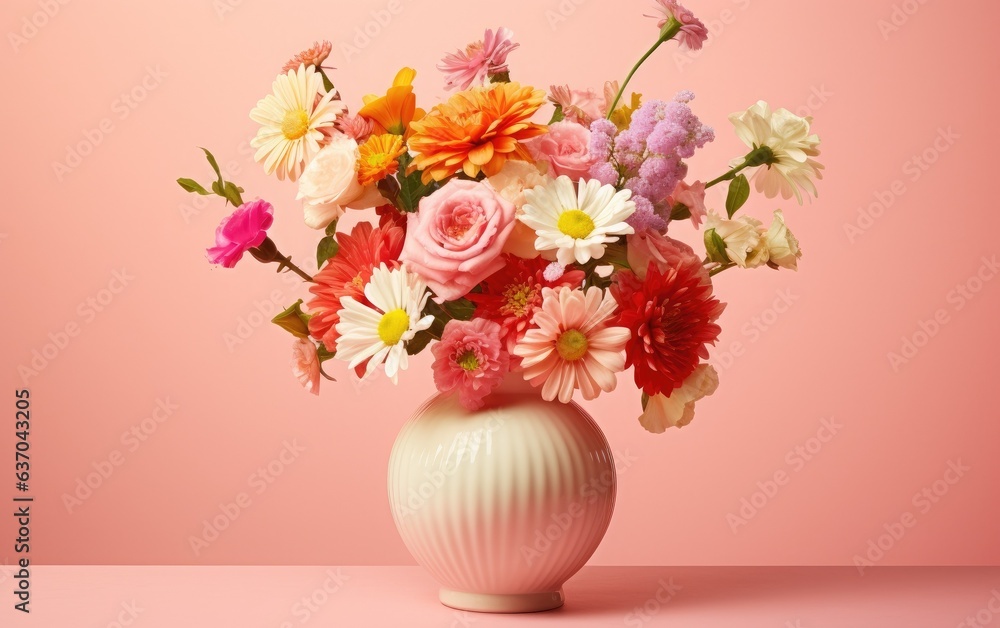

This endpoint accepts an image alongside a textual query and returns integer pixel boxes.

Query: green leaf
[405,330,434,355]
[316,235,339,268]
[725,174,750,218]
[548,104,565,124]
[317,343,336,362]
[704,228,729,264]
[441,297,476,321]
[223,181,244,207]
[271,300,311,338]
[325,219,339,237]
[177,178,211,195]
[396,153,435,212]
[201,147,224,186]
[210,180,226,201]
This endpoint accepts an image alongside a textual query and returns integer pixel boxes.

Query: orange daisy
[357,134,407,186]
[407,82,547,184]
[358,68,425,136]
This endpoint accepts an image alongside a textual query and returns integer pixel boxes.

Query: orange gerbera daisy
[357,134,407,186]
[407,82,547,184]
[358,68,425,136]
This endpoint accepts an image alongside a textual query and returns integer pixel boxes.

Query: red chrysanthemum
[613,261,725,396]
[466,255,584,355]
[307,221,404,349]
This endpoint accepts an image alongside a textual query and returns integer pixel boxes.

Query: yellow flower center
[377,309,410,345]
[281,109,310,140]
[456,350,480,371]
[556,329,589,361]
[501,283,534,317]
[557,209,595,240]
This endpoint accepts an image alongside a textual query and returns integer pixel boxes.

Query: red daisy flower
[307,221,404,349]
[613,261,725,396]
[466,255,584,355]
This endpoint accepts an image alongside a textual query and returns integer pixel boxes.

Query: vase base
[439,588,565,613]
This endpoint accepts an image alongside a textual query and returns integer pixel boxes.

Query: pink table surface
[2,566,998,627]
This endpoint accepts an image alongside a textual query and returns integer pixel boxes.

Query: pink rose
[528,121,595,181]
[206,199,274,268]
[627,229,706,282]
[400,180,516,301]
[668,180,708,227]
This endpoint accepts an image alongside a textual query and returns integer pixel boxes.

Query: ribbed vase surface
[387,378,616,613]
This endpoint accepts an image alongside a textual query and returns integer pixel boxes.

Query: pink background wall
[2,0,998,566]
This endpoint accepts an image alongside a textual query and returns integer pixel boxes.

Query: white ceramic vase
[387,377,616,613]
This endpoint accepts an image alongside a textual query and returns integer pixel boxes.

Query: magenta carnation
[431,319,509,410]
[206,199,274,268]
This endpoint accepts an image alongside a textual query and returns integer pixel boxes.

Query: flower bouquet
[179,0,822,611]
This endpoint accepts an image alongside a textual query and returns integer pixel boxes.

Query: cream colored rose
[705,212,763,268]
[760,210,802,270]
[297,133,382,229]
[639,364,719,433]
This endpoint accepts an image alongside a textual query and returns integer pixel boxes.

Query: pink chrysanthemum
[282,41,333,73]
[335,113,374,143]
[291,338,321,395]
[206,199,274,268]
[513,287,630,403]
[431,319,509,410]
[647,0,709,50]
[438,27,519,91]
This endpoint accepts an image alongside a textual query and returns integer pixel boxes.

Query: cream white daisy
[334,264,434,383]
[729,101,824,203]
[249,65,345,182]
[520,176,635,266]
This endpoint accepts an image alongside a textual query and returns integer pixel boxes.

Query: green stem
[276,254,314,282]
[709,263,735,277]
[606,21,682,119]
[705,145,775,189]
[705,162,749,189]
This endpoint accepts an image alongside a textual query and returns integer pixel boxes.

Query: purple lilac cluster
[589,91,714,232]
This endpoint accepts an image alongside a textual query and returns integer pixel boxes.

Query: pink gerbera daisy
[431,319,509,410]
[647,0,709,50]
[513,287,630,403]
[437,27,519,91]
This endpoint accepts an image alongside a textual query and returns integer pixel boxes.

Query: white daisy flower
[729,101,824,203]
[520,176,635,266]
[249,65,345,181]
[334,264,434,384]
